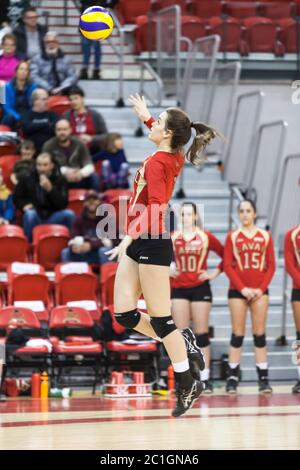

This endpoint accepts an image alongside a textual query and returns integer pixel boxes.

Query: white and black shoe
[172,380,203,417]
[181,328,205,380]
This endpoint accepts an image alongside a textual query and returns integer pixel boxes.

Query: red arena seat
[243,17,284,55]
[47,96,72,115]
[207,16,248,54]
[32,225,70,270]
[189,0,223,18]
[68,189,88,215]
[0,155,21,190]
[118,0,151,24]
[0,226,28,269]
[278,18,297,52]
[224,1,258,18]
[7,262,51,322]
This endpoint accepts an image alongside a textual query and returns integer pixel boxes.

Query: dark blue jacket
[93,149,127,174]
[0,194,15,222]
[3,79,38,121]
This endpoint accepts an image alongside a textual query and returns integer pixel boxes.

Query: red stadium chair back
[47,96,72,115]
[224,1,258,18]
[258,1,295,19]
[0,143,17,156]
[0,226,28,268]
[104,189,132,202]
[208,16,247,53]
[134,16,158,53]
[0,306,40,329]
[10,273,49,302]
[118,0,151,23]
[0,125,11,132]
[190,0,223,18]
[33,225,70,269]
[100,262,118,307]
[278,18,296,52]
[56,272,97,305]
[243,17,282,54]
[0,155,21,190]
[50,306,94,329]
[68,189,88,215]
[181,16,207,44]
[152,0,187,13]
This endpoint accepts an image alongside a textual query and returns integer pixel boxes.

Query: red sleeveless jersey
[126,117,185,238]
[171,228,223,289]
[284,225,300,289]
[224,227,275,292]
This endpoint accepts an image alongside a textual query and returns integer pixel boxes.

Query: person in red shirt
[170,202,223,394]
[106,94,220,417]
[284,225,300,394]
[224,199,275,395]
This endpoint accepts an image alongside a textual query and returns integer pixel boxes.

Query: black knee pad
[297,331,300,341]
[114,309,141,329]
[253,334,266,348]
[196,333,210,348]
[230,333,244,348]
[150,315,177,339]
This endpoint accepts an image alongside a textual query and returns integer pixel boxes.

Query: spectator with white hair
[30,31,77,95]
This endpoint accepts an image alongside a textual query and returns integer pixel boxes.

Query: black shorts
[292,289,300,302]
[126,235,173,266]
[171,282,213,302]
[228,289,269,299]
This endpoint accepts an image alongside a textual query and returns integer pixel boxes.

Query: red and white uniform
[171,228,224,289]
[224,227,275,292]
[126,117,185,239]
[284,225,300,289]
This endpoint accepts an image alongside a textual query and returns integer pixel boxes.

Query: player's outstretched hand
[128,94,151,123]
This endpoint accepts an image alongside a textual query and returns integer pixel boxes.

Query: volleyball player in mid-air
[107,94,220,416]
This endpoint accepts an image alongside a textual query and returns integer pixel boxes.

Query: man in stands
[43,118,99,190]
[30,31,77,95]
[14,6,47,60]
[20,88,58,152]
[14,152,75,242]
[61,190,117,264]
[64,85,108,154]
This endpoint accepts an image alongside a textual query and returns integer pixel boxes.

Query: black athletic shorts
[292,289,300,302]
[171,281,213,302]
[228,289,269,299]
[126,234,173,266]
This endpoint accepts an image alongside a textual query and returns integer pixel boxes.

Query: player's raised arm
[128,94,152,123]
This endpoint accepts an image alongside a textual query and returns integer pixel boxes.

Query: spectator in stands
[43,118,99,190]
[93,132,129,190]
[2,60,38,130]
[0,167,15,224]
[30,31,77,95]
[11,139,35,186]
[0,34,20,85]
[20,88,58,152]
[6,0,31,29]
[14,6,47,60]
[61,190,116,264]
[14,152,75,242]
[64,85,107,154]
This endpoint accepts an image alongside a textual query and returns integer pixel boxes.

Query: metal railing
[223,91,264,185]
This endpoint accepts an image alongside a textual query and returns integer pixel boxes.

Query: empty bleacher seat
[0,154,21,191]
[7,262,51,322]
[32,225,70,270]
[243,17,284,55]
[278,18,297,52]
[224,1,258,18]
[258,1,295,19]
[189,0,223,18]
[118,0,152,24]
[0,225,28,270]
[207,16,248,54]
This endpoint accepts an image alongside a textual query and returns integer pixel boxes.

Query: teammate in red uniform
[170,202,223,394]
[107,94,220,417]
[223,199,275,395]
[284,225,300,393]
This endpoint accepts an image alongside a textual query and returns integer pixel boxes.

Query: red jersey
[224,227,275,292]
[171,228,224,289]
[126,117,185,238]
[284,225,300,289]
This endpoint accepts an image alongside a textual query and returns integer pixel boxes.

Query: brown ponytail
[165,108,222,167]
[186,122,222,166]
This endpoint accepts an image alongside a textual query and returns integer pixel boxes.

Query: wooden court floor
[0,386,299,450]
